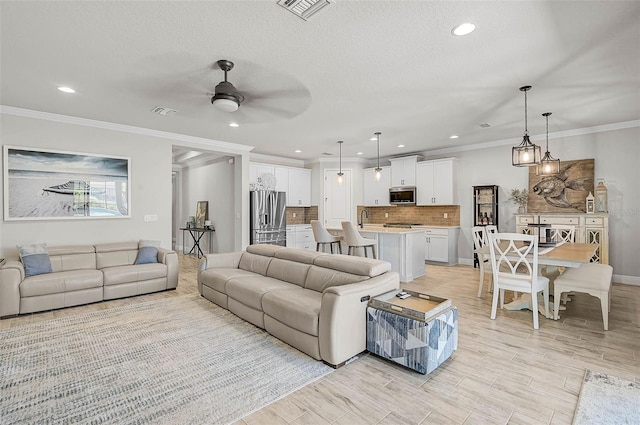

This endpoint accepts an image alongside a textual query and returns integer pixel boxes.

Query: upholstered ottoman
[366,290,458,374]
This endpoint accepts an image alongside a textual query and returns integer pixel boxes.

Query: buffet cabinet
[515,213,609,264]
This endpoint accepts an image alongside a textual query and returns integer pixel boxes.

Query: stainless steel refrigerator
[249,190,287,246]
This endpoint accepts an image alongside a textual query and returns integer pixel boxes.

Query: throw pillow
[134,246,158,264]
[17,243,53,277]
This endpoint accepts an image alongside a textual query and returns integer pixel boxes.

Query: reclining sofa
[198,244,399,367]
[0,241,178,318]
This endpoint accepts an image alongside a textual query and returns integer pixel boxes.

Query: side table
[180,227,215,258]
[366,289,458,374]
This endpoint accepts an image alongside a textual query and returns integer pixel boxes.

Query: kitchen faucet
[359,209,369,228]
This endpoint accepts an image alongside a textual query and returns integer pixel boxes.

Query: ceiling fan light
[212,96,240,112]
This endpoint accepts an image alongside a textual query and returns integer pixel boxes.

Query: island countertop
[327,225,424,234]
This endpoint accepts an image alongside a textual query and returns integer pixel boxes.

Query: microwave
[389,186,416,205]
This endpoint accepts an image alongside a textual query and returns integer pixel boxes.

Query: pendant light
[374,132,382,181]
[336,140,344,185]
[537,112,560,175]
[512,85,541,167]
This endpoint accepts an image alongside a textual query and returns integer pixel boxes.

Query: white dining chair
[341,221,377,258]
[487,232,550,330]
[311,220,343,254]
[540,225,576,306]
[473,225,497,297]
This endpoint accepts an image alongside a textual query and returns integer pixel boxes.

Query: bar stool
[310,220,342,254]
[341,221,377,259]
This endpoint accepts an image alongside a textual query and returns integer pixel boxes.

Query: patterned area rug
[573,369,640,425]
[0,295,333,424]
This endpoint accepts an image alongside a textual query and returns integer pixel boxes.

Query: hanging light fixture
[512,85,541,167]
[537,112,560,175]
[374,132,382,181]
[336,140,344,185]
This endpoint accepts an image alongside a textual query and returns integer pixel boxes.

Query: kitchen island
[328,225,425,282]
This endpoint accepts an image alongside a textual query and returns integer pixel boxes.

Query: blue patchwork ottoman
[366,291,458,374]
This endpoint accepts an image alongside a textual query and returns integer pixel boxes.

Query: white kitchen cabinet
[389,156,419,187]
[418,227,459,265]
[416,158,457,205]
[363,166,391,206]
[287,167,311,206]
[286,224,314,250]
[250,162,311,207]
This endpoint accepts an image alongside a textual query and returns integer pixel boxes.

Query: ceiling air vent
[277,0,334,21]
[478,123,491,128]
[151,107,177,115]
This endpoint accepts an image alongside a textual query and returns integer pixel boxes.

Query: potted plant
[509,188,529,213]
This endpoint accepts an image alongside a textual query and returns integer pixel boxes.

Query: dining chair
[487,232,550,329]
[341,221,377,258]
[311,220,343,254]
[473,225,497,297]
[541,225,576,304]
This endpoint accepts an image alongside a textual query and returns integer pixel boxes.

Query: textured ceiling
[1,1,639,161]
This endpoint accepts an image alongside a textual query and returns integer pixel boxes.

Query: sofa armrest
[0,260,25,318]
[197,252,243,294]
[158,248,179,290]
[318,271,400,366]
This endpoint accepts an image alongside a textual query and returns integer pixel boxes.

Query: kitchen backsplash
[357,205,460,226]
[286,205,318,225]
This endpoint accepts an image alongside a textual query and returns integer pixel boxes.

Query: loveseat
[198,244,399,367]
[0,241,178,318]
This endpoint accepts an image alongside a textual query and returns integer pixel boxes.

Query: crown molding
[0,106,254,155]
[249,152,306,167]
[423,119,640,157]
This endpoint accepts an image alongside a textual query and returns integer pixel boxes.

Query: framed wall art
[195,201,208,228]
[527,158,594,213]
[3,146,131,221]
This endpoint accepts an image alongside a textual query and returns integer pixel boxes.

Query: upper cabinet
[416,158,457,205]
[389,156,419,187]
[287,167,311,206]
[363,166,391,206]
[250,162,311,207]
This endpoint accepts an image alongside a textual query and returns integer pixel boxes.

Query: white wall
[445,125,639,281]
[0,114,172,256]
[177,158,236,253]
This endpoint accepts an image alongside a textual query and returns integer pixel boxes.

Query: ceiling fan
[210,59,245,112]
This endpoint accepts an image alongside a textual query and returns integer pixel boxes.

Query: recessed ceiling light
[294,149,302,153]
[397,144,405,148]
[356,152,363,155]
[449,135,459,139]
[57,86,75,93]
[229,122,239,127]
[451,22,476,36]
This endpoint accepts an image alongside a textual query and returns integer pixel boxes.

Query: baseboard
[613,274,640,286]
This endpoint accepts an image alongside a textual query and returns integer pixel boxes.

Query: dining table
[477,242,598,318]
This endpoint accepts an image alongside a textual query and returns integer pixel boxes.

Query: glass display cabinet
[472,185,499,268]
[473,185,499,227]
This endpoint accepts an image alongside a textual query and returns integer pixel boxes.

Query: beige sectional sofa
[0,241,178,318]
[198,244,399,367]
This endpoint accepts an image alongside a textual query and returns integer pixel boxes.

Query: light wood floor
[2,254,639,425]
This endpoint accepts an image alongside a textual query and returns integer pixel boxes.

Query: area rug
[572,369,640,425]
[0,295,333,424]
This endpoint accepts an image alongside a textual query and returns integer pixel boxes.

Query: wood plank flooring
[2,254,639,425]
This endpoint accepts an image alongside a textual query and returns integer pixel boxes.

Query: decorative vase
[518,206,526,214]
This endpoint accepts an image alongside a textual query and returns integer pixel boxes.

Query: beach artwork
[4,146,130,220]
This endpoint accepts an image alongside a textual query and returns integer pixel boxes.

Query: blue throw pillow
[17,243,53,277]
[134,246,158,264]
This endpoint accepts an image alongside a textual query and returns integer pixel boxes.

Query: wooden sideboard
[515,213,609,264]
